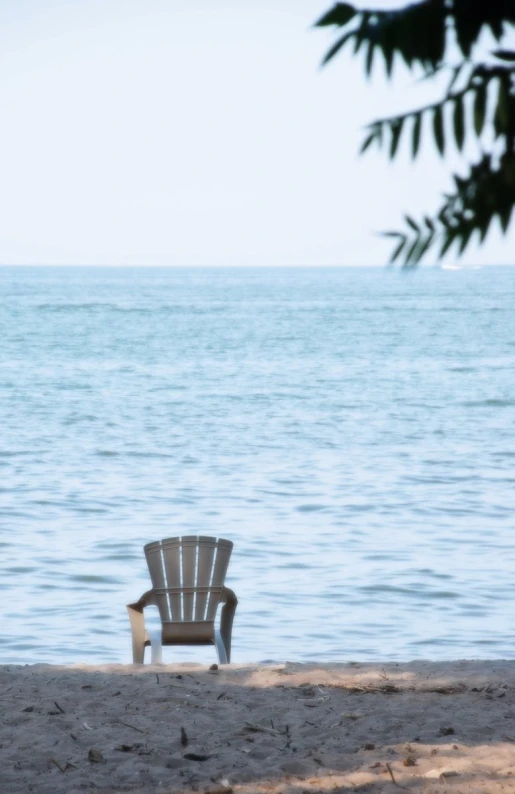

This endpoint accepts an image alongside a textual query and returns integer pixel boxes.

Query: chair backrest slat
[195,537,217,620]
[146,543,171,620]
[206,539,232,621]
[211,541,231,586]
[146,545,165,589]
[163,540,183,621]
[181,538,197,621]
[144,536,233,624]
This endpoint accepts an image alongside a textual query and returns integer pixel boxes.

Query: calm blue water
[1,265,515,665]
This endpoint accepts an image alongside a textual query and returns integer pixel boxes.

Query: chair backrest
[144,536,233,624]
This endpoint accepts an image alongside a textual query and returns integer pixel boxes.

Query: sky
[0,0,512,267]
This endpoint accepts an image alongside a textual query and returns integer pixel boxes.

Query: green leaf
[473,84,487,137]
[411,112,422,159]
[453,174,466,192]
[315,3,357,28]
[405,215,419,232]
[440,231,456,258]
[389,118,404,159]
[412,233,434,264]
[453,96,464,150]
[446,65,463,96]
[492,49,515,62]
[499,204,512,233]
[388,235,407,264]
[433,104,445,155]
[458,225,473,254]
[383,43,394,78]
[360,128,377,154]
[438,207,451,228]
[365,41,375,77]
[404,235,422,265]
[479,220,490,242]
[321,31,355,65]
[353,12,370,55]
[453,3,484,57]
[424,216,435,232]
[494,76,510,133]
[488,18,505,40]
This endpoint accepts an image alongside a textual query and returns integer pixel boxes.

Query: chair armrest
[126,589,156,663]
[220,586,237,607]
[127,588,157,612]
[219,587,238,663]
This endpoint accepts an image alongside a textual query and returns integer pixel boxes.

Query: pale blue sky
[0,0,512,266]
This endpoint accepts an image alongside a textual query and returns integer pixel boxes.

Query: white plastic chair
[127,536,237,664]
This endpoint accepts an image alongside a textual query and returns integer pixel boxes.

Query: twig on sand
[386,763,396,784]
[329,682,466,695]
[329,683,401,694]
[244,721,283,736]
[113,719,146,734]
[386,762,409,790]
[423,685,466,694]
[50,757,65,773]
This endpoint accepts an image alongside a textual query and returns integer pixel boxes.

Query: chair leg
[150,629,163,664]
[214,629,228,664]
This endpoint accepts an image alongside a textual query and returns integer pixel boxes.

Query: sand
[2,660,515,793]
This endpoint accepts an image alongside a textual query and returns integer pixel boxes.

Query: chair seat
[161,620,215,644]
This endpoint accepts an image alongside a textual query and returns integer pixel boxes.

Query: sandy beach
[1,660,515,793]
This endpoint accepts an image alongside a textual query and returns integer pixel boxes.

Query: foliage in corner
[316,1,515,265]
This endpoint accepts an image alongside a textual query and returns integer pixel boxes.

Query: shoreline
[2,659,515,792]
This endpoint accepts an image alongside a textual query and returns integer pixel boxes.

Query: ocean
[1,265,514,665]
